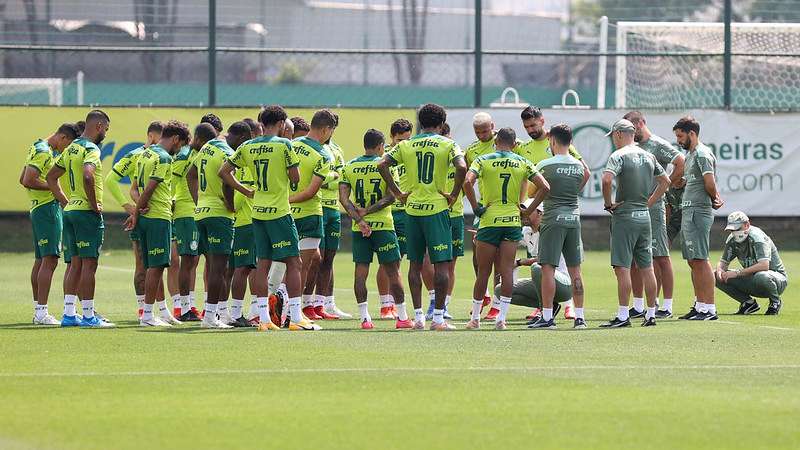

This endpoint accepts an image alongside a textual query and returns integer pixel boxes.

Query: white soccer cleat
[33,314,60,325]
[140,317,171,327]
[326,305,353,319]
[160,314,183,326]
[201,317,233,329]
[217,309,235,326]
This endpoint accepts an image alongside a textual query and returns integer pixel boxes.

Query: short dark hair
[495,127,516,147]
[147,121,164,134]
[201,113,223,133]
[162,120,190,142]
[227,121,253,140]
[194,123,217,143]
[243,118,261,136]
[363,128,385,150]
[310,109,337,129]
[622,110,644,124]
[86,109,110,124]
[520,106,543,121]
[441,122,451,137]
[418,103,446,129]
[75,121,86,135]
[332,112,340,128]
[259,105,287,127]
[673,116,700,135]
[57,123,80,140]
[548,123,572,146]
[291,116,310,133]
[390,118,413,137]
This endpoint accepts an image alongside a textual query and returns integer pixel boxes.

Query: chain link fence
[1,0,799,110]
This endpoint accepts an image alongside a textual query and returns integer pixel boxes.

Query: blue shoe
[79,315,115,328]
[61,315,81,327]
[425,300,435,321]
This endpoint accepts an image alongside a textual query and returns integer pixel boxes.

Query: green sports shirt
[387,144,408,211]
[229,135,300,222]
[603,144,666,214]
[55,137,103,212]
[171,145,196,220]
[682,143,716,209]
[720,226,786,276]
[290,136,330,220]
[465,135,496,167]
[340,154,395,232]
[639,134,680,198]
[24,139,57,211]
[135,144,173,221]
[320,140,344,210]
[193,138,234,221]
[536,154,584,229]
[446,162,464,218]
[107,146,145,208]
[515,137,583,166]
[232,164,254,227]
[386,132,464,217]
[470,151,537,228]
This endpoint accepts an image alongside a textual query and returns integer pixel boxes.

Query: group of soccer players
[20,102,759,330]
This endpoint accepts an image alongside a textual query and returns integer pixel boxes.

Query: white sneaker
[33,314,60,325]
[140,317,171,327]
[325,304,353,319]
[160,314,182,325]
[201,317,233,329]
[217,309,235,326]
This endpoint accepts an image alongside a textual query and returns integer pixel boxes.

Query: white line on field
[759,325,794,331]
[2,365,799,378]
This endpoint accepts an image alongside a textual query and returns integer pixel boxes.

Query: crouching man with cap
[715,211,787,315]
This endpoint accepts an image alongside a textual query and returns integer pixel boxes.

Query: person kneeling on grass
[715,211,787,316]
[495,261,573,323]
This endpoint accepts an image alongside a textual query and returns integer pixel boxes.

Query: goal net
[615,22,800,110]
[0,78,64,105]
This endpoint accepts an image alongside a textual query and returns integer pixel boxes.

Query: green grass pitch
[1,250,798,450]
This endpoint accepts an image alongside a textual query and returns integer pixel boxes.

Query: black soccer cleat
[735,300,760,315]
[527,317,556,329]
[687,311,718,321]
[553,302,562,318]
[678,307,699,320]
[573,318,587,329]
[599,317,631,328]
[641,317,657,327]
[180,309,201,322]
[765,299,782,316]
[629,307,645,319]
[230,316,253,328]
[655,309,673,319]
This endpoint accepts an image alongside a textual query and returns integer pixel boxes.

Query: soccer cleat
[642,317,657,327]
[425,301,435,321]
[257,321,281,332]
[430,321,456,331]
[172,307,182,318]
[302,306,322,321]
[573,318,587,329]
[526,308,542,320]
[629,307,645,319]
[564,305,575,319]
[412,319,426,330]
[765,299,782,316]
[60,315,81,327]
[138,308,143,319]
[380,306,397,320]
[655,309,673,319]
[160,314,182,326]
[443,306,453,320]
[95,312,109,323]
[464,319,480,330]
[289,319,321,331]
[599,317,631,328]
[361,320,374,330]
[481,295,492,309]
[527,317,556,329]
[192,307,203,319]
[687,311,718,321]
[140,317,171,327]
[248,316,261,326]
[201,317,233,329]
[218,309,235,326]
[314,305,339,320]
[495,320,507,331]
[230,316,253,328]
[179,309,202,322]
[678,307,699,320]
[735,300,760,315]
[395,319,414,329]
[483,307,500,321]
[33,314,60,326]
[268,293,283,326]
[80,316,115,328]
[326,305,353,319]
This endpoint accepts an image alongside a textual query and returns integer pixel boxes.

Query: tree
[133,0,180,82]
[574,0,716,24]
[748,0,800,22]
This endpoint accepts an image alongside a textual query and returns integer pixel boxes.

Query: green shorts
[476,226,522,247]
[611,210,652,269]
[61,217,73,264]
[229,224,256,269]
[667,207,682,244]
[406,211,453,264]
[649,202,670,258]
[681,207,713,261]
[128,228,140,242]
[320,207,341,251]
[30,200,62,259]
[137,216,172,269]
[294,215,323,240]
[539,222,583,267]
[63,210,104,259]
[196,216,234,255]
[450,215,465,258]
[392,210,407,257]
[352,230,401,265]
[500,264,573,308]
[253,215,300,262]
[173,217,199,256]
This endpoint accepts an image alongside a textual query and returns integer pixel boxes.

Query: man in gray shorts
[673,116,724,321]
[600,119,671,328]
[715,211,787,316]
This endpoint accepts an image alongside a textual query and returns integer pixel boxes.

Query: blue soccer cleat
[61,315,81,327]
[79,316,115,328]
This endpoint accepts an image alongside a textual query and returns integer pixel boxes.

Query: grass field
[1,250,798,450]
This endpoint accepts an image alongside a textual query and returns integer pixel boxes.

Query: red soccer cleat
[315,305,339,320]
[395,319,414,329]
[172,307,182,318]
[361,320,374,330]
[302,306,322,320]
[527,308,542,320]
[483,307,500,321]
[268,294,282,326]
[564,305,575,319]
[194,307,204,319]
[380,306,397,320]
[138,308,143,319]
[248,316,260,326]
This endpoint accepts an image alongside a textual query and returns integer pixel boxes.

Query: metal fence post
[474,0,482,108]
[209,0,217,106]
[723,0,732,109]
